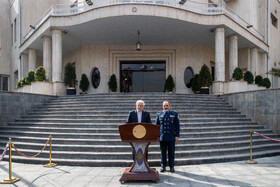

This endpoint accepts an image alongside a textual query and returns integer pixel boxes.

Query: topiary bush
[16,80,23,88]
[191,74,200,93]
[108,74,117,92]
[35,66,47,81]
[165,74,175,92]
[244,71,254,84]
[232,67,243,80]
[255,75,263,86]
[198,64,212,87]
[262,78,271,88]
[22,77,28,86]
[64,62,77,88]
[79,74,90,92]
[26,71,35,85]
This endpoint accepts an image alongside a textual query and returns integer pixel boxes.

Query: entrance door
[120,61,166,92]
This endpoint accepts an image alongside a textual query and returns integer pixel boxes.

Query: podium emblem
[132,125,146,139]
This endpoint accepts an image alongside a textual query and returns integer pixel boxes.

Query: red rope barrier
[254,132,280,142]
[12,139,49,158]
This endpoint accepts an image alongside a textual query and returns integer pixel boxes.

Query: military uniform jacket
[155,110,180,141]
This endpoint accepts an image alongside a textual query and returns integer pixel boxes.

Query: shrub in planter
[232,67,243,80]
[191,74,200,94]
[64,62,77,87]
[198,64,212,87]
[16,80,23,88]
[255,75,263,86]
[244,71,254,84]
[35,66,47,81]
[22,76,28,86]
[108,74,117,92]
[165,74,175,92]
[198,64,212,94]
[26,71,35,85]
[262,78,271,88]
[79,74,90,93]
[64,62,77,95]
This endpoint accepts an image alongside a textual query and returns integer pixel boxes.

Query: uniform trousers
[160,141,175,168]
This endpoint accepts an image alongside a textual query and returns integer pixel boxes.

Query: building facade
[1,0,280,95]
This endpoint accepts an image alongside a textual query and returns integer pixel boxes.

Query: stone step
[3,143,280,161]
[8,121,258,128]
[14,117,251,123]
[21,113,246,118]
[0,129,273,139]
[1,134,276,145]
[5,149,280,167]
[0,124,264,133]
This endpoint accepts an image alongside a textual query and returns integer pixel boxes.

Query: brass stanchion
[44,134,57,167]
[0,138,20,184]
[246,130,257,164]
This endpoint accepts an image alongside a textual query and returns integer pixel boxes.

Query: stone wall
[222,89,280,134]
[0,91,54,126]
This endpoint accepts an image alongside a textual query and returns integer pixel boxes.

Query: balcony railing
[23,0,264,42]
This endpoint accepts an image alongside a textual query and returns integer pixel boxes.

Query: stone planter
[31,82,53,95]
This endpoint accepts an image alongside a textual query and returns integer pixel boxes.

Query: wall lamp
[85,0,93,6]
[30,25,36,30]
[179,0,187,5]
[247,25,253,28]
[136,31,142,51]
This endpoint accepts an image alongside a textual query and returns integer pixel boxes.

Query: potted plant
[262,78,271,88]
[79,74,90,94]
[255,75,263,86]
[165,74,175,92]
[108,74,117,92]
[198,64,212,94]
[64,62,77,95]
[35,66,47,81]
[191,74,200,94]
[26,71,36,85]
[232,67,243,80]
[244,71,254,84]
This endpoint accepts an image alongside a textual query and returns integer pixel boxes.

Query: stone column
[52,28,65,95]
[250,47,258,76]
[42,36,52,81]
[20,53,28,79]
[228,35,238,80]
[212,27,225,95]
[28,48,37,72]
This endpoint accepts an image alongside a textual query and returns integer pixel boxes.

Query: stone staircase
[1,93,280,166]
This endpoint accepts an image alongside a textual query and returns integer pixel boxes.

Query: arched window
[184,66,194,88]
[91,67,100,89]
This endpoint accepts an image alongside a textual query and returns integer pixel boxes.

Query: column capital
[228,34,239,38]
[41,35,51,39]
[50,27,63,33]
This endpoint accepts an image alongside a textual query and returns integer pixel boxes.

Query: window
[0,75,9,91]
[271,13,278,28]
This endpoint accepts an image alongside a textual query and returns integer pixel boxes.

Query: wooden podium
[118,123,160,183]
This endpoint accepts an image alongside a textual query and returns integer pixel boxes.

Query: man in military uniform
[155,100,180,173]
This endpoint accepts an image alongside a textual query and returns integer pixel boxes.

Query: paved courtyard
[0,156,279,186]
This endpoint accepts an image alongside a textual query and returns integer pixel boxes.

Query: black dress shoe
[160,167,166,172]
[170,167,175,173]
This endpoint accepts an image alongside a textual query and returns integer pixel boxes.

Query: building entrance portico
[120,61,166,92]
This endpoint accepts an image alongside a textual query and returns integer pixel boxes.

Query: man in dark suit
[155,100,180,173]
[126,100,151,160]
[126,100,151,124]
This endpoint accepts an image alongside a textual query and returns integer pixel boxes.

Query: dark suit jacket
[126,110,151,124]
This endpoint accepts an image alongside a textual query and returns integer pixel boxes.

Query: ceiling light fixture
[136,31,142,51]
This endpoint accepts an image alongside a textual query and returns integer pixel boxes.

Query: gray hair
[136,100,145,106]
